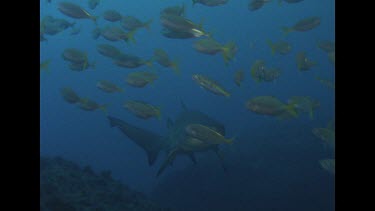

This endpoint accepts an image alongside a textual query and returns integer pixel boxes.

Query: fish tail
[226,137,235,144]
[82,53,89,70]
[40,59,51,73]
[281,26,293,36]
[171,61,181,75]
[266,39,276,55]
[221,42,237,64]
[284,103,299,118]
[309,60,318,67]
[145,58,154,67]
[125,30,137,44]
[99,104,109,114]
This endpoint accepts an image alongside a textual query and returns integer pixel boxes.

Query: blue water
[40,0,335,210]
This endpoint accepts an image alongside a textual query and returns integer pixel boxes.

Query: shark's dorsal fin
[166,118,174,129]
[180,99,188,111]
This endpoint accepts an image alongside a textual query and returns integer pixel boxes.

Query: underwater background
[40,0,335,210]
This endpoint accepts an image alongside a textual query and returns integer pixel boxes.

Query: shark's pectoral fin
[107,115,165,167]
[188,152,197,164]
[212,146,227,172]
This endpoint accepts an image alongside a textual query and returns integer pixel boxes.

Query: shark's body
[107,102,227,176]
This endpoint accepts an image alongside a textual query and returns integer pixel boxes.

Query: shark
[107,101,227,177]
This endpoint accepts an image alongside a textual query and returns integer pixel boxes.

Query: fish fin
[198,17,205,30]
[144,19,153,31]
[181,3,186,16]
[204,27,217,39]
[266,39,276,55]
[281,26,293,36]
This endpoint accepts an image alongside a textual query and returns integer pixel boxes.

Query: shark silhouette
[107,101,227,176]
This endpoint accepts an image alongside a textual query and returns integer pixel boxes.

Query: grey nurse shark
[107,102,227,177]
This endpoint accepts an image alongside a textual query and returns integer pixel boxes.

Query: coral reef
[40,156,171,211]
